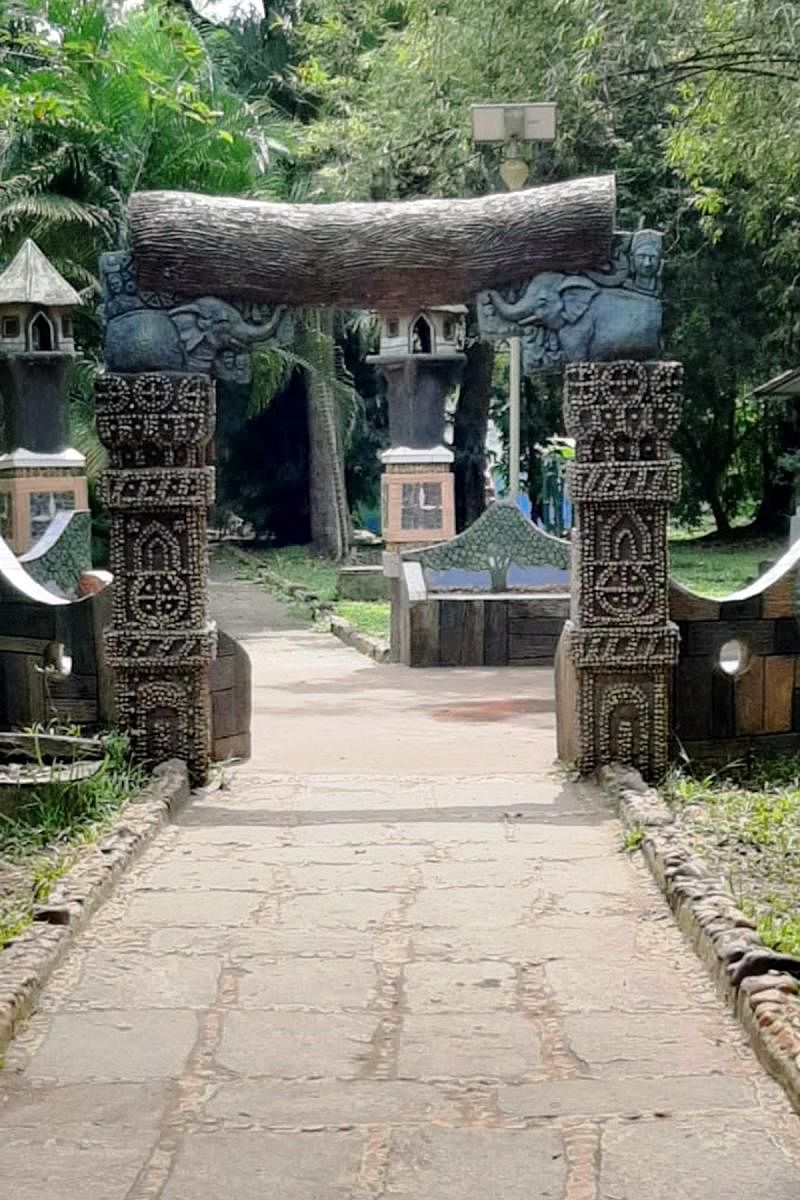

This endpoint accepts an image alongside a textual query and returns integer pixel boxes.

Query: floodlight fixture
[470,102,557,145]
[499,156,530,191]
[469,100,557,506]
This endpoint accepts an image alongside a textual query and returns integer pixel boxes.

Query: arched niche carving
[28,309,55,352]
[410,313,434,355]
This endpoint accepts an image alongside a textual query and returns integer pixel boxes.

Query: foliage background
[2,0,800,541]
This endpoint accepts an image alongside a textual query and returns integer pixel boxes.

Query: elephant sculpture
[104,294,287,383]
[480,271,662,368]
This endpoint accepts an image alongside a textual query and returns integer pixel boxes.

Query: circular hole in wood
[718,638,749,677]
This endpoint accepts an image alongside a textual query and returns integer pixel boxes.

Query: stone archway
[95,174,677,783]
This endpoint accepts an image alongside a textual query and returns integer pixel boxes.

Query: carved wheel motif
[599,362,648,404]
[131,572,190,626]
[594,563,655,619]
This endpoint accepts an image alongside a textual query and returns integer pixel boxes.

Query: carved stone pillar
[96,372,216,782]
[555,361,682,780]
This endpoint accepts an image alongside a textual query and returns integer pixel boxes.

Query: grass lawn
[244,532,789,637]
[666,529,799,951]
[334,600,390,640]
[255,545,340,602]
[666,758,800,957]
[668,534,785,597]
[255,534,788,604]
[0,733,143,945]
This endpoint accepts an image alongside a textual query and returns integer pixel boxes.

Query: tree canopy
[2,0,800,538]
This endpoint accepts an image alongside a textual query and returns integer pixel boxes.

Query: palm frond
[336,308,380,355]
[298,310,363,449]
[70,409,107,483]
[248,344,297,416]
[249,312,364,449]
[67,355,106,483]
[0,150,73,199]
[0,192,114,234]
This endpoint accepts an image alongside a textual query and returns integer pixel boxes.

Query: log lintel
[128,175,616,309]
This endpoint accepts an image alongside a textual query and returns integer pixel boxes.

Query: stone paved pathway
[2,573,799,1198]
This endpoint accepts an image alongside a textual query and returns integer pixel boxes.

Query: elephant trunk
[489,292,532,323]
[234,309,283,345]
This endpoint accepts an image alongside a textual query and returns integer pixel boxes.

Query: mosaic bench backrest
[19,509,92,597]
[401,501,570,595]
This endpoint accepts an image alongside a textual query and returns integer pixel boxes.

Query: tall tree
[0,0,293,480]
[301,309,352,558]
[291,0,800,534]
[452,316,493,530]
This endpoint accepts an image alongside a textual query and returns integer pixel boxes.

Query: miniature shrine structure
[0,240,87,554]
[369,305,466,552]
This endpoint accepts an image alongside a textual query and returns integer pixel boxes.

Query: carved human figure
[218,348,253,385]
[102,258,143,317]
[627,229,663,294]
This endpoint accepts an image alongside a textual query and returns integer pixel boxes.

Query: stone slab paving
[2,575,799,1198]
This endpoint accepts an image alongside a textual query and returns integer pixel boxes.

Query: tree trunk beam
[128,175,616,309]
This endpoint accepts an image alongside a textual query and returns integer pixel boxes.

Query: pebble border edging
[600,763,800,1113]
[328,615,390,663]
[0,758,189,1057]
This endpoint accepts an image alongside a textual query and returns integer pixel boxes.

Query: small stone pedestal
[96,372,216,782]
[368,312,465,556]
[555,361,682,780]
[381,446,456,554]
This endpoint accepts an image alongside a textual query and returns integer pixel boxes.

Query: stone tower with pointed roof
[0,238,80,355]
[367,305,467,553]
[0,240,88,554]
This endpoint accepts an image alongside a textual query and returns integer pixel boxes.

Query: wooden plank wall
[0,582,253,756]
[0,580,253,758]
[394,567,800,766]
[0,587,110,731]
[399,594,570,668]
[671,574,800,764]
[210,629,252,762]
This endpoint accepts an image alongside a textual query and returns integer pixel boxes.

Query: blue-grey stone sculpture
[100,252,292,384]
[477,229,663,371]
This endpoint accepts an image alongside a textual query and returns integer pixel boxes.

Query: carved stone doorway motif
[95,176,677,782]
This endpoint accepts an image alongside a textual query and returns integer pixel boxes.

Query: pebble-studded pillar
[555,360,682,780]
[95,372,216,783]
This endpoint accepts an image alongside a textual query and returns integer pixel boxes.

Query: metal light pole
[502,148,528,505]
[471,103,556,505]
[508,329,523,502]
